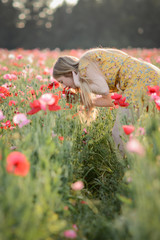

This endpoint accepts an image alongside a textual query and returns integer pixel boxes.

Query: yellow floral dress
[78,49,160,107]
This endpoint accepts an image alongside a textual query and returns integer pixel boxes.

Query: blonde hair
[53,55,79,77]
[53,54,95,118]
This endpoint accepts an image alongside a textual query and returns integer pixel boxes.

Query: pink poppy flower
[126,138,145,156]
[16,55,23,60]
[72,224,78,231]
[3,74,17,81]
[27,93,61,115]
[71,181,84,191]
[36,75,43,81]
[135,127,145,137]
[3,74,11,80]
[39,93,57,111]
[150,93,159,101]
[13,113,30,128]
[122,125,135,135]
[83,128,88,134]
[155,97,160,110]
[6,151,30,176]
[156,56,160,63]
[0,110,6,121]
[64,230,77,239]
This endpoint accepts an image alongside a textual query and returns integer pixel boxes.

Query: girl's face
[57,75,77,89]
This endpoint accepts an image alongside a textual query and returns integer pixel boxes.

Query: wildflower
[64,103,73,110]
[83,128,88,134]
[6,151,30,176]
[80,200,87,204]
[8,54,15,59]
[10,146,17,150]
[39,93,61,111]
[111,93,129,107]
[0,86,10,100]
[27,93,61,115]
[150,93,159,101]
[126,138,145,156]
[111,93,122,100]
[58,136,64,141]
[118,97,129,107]
[36,75,43,81]
[43,67,50,75]
[3,73,17,81]
[16,55,23,60]
[48,80,60,90]
[2,66,8,71]
[1,120,12,129]
[122,125,135,135]
[137,127,145,136]
[51,130,57,138]
[39,84,48,93]
[156,56,160,63]
[13,113,30,128]
[155,97,160,110]
[71,181,84,191]
[0,110,6,121]
[147,85,160,95]
[64,206,69,211]
[64,230,77,239]
[9,100,17,106]
[27,100,41,115]
[72,224,78,231]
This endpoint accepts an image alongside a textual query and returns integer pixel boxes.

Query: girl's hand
[72,71,80,87]
[92,93,114,107]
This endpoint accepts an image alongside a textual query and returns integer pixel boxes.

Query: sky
[50,0,78,9]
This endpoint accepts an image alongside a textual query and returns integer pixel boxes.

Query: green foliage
[1,50,160,239]
[113,105,160,240]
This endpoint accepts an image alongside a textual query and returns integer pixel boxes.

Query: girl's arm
[92,93,114,107]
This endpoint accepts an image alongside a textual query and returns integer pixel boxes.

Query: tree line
[0,0,160,50]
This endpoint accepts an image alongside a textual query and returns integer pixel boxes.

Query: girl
[53,48,160,154]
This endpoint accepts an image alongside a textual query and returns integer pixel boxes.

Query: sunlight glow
[50,0,78,9]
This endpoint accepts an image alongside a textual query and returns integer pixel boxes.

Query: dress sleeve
[78,57,90,79]
[79,58,109,95]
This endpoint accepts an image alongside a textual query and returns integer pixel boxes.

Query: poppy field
[0,48,160,240]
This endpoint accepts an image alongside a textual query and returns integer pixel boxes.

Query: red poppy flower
[1,120,12,129]
[111,93,122,100]
[147,86,160,95]
[48,80,60,90]
[58,136,64,141]
[27,100,41,115]
[27,89,36,96]
[0,86,10,98]
[9,100,17,106]
[122,125,135,135]
[39,85,48,93]
[27,94,61,114]
[111,93,129,107]
[118,97,130,107]
[6,151,30,176]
